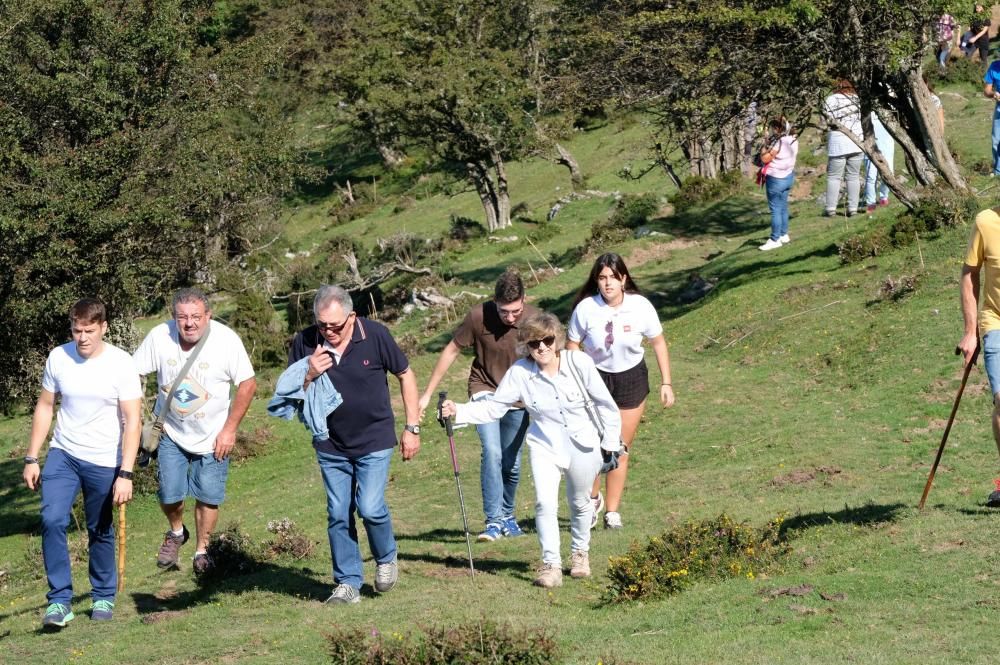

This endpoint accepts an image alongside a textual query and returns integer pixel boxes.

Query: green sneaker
[90,599,114,621]
[42,603,75,630]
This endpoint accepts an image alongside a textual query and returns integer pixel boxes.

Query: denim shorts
[983,330,1000,398]
[157,434,230,506]
[597,357,650,409]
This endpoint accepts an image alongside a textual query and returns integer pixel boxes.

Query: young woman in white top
[440,312,622,588]
[566,253,675,529]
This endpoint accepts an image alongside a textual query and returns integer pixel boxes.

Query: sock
[170,528,184,537]
[194,550,207,557]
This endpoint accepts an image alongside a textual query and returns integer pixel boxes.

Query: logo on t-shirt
[168,376,212,418]
[623,325,632,333]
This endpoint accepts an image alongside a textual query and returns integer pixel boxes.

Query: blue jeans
[474,397,528,526]
[765,173,794,241]
[992,105,1000,176]
[315,447,396,590]
[863,157,890,206]
[40,448,118,605]
[983,330,1000,396]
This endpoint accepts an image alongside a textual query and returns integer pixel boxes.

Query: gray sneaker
[374,557,398,593]
[192,552,215,577]
[325,583,361,604]
[156,525,189,569]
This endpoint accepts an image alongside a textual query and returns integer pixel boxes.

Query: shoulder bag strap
[565,351,605,440]
[153,323,212,427]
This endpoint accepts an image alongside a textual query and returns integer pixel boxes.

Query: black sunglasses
[527,336,556,350]
[316,312,354,333]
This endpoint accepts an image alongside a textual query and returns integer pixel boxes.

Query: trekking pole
[438,391,475,577]
[117,503,126,592]
[919,344,981,510]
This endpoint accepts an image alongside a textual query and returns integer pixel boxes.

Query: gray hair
[313,284,354,318]
[515,312,566,357]
[172,288,210,315]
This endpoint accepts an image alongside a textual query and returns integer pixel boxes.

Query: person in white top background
[133,288,256,576]
[566,253,675,530]
[23,298,142,629]
[440,312,622,588]
[822,79,864,217]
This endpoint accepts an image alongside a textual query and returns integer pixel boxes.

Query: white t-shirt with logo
[567,292,663,373]
[42,342,143,468]
[133,320,255,455]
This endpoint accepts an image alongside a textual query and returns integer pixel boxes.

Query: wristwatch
[24,456,39,465]
[404,424,421,435]
[117,470,134,480]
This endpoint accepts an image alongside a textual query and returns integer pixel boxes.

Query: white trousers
[529,443,603,565]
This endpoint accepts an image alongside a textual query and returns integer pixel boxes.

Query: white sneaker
[604,511,623,529]
[759,238,782,251]
[325,583,361,604]
[569,550,591,578]
[778,234,790,245]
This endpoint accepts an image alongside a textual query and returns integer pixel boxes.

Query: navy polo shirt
[288,318,409,457]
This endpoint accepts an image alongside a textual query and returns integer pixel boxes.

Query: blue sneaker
[42,603,74,630]
[501,517,525,537]
[90,599,114,621]
[477,523,503,542]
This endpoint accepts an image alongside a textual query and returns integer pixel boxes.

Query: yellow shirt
[965,208,1000,335]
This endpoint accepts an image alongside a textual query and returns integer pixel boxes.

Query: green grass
[5,81,1000,663]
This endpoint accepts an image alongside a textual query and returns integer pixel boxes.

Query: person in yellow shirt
[958,207,1000,506]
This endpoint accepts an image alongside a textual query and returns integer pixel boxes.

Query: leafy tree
[335,0,540,231]
[0,0,300,409]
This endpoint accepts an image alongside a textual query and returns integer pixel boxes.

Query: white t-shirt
[42,342,143,468]
[823,92,863,156]
[567,292,663,373]
[133,320,255,454]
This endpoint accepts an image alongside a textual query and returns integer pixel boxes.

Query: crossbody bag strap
[565,351,605,440]
[153,323,212,427]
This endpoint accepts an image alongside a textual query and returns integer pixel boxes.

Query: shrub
[876,274,919,302]
[264,518,316,560]
[196,522,264,585]
[899,190,978,233]
[604,513,790,603]
[226,292,286,369]
[837,228,892,264]
[449,214,487,241]
[669,170,742,212]
[232,423,275,464]
[608,193,660,229]
[326,619,559,665]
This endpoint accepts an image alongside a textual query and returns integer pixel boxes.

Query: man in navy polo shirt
[288,284,420,605]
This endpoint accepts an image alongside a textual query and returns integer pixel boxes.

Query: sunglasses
[527,336,556,350]
[316,312,354,334]
[605,320,614,348]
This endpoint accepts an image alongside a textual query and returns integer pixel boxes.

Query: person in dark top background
[288,284,420,605]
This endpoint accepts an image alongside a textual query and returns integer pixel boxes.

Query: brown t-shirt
[452,301,540,401]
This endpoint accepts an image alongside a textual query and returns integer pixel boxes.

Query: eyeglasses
[316,312,354,334]
[176,315,204,324]
[498,305,523,319]
[604,320,614,348]
[527,336,556,350]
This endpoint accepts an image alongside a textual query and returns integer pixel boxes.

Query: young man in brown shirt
[419,270,538,540]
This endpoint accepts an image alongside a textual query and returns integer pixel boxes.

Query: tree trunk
[684,138,719,178]
[467,161,500,231]
[492,150,512,229]
[904,68,967,191]
[555,142,583,188]
[827,113,918,209]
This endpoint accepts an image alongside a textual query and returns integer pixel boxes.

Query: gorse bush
[326,619,558,664]
[669,170,742,212]
[604,513,790,602]
[197,522,264,585]
[608,193,660,228]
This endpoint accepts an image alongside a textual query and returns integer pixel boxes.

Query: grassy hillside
[3,82,1000,664]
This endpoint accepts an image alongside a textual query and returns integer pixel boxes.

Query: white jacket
[454,350,622,468]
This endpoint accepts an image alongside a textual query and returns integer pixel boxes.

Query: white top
[567,292,663,373]
[454,350,621,469]
[133,320,255,454]
[823,92,863,156]
[42,342,143,468]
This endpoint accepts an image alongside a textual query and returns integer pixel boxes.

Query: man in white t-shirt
[23,298,142,629]
[133,288,256,576]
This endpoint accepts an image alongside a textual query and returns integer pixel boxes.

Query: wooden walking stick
[117,504,126,593]
[919,344,980,510]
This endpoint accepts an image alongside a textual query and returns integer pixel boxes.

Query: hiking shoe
[866,204,877,213]
[987,479,1000,507]
[42,603,74,629]
[759,238,782,251]
[374,557,398,593]
[533,562,563,588]
[570,551,591,579]
[90,599,114,621]
[778,234,791,245]
[156,524,189,569]
[590,492,605,530]
[477,523,503,542]
[501,517,525,538]
[604,511,623,529]
[325,584,361,605]
[192,552,214,577]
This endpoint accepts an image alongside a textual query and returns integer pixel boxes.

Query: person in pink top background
[759,116,799,251]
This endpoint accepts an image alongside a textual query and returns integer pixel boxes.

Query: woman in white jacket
[440,312,622,589]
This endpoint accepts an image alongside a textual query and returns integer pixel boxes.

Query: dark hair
[769,115,791,135]
[494,269,525,304]
[572,253,641,308]
[69,297,106,324]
